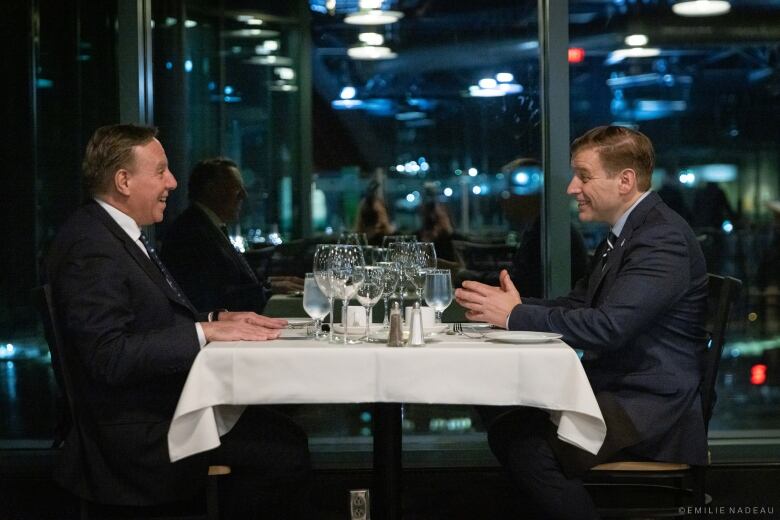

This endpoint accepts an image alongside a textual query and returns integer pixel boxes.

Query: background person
[161,157,302,314]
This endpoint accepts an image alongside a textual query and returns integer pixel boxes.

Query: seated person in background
[354,181,395,245]
[417,184,458,262]
[507,214,589,298]
[46,125,310,517]
[161,158,302,314]
[455,126,708,519]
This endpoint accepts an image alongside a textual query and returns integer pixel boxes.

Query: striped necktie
[601,232,619,271]
[138,232,189,302]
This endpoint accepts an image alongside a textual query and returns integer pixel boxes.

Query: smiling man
[46,125,310,517]
[455,126,708,519]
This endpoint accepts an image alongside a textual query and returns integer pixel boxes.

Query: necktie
[138,232,189,302]
[601,232,619,271]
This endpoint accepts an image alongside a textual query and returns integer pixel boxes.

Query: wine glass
[312,244,336,342]
[339,232,368,246]
[376,261,400,327]
[355,266,385,342]
[329,244,366,344]
[387,242,413,316]
[411,242,437,304]
[424,269,453,323]
[303,273,329,340]
[381,235,416,248]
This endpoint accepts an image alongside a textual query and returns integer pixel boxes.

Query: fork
[452,323,463,335]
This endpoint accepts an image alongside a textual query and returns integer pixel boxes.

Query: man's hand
[454,270,522,327]
[200,320,282,342]
[219,311,287,329]
[268,275,305,294]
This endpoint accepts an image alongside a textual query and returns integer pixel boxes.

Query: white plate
[461,322,493,332]
[484,331,562,344]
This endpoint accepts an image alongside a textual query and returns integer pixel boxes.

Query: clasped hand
[454,269,522,328]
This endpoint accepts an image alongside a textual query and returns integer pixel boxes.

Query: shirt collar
[94,198,143,242]
[611,190,651,238]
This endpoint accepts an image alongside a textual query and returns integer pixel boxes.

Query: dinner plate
[484,331,562,344]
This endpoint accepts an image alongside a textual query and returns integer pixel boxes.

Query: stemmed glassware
[355,265,385,341]
[387,242,413,314]
[411,242,437,304]
[381,235,416,248]
[329,244,366,344]
[303,272,329,340]
[312,244,337,342]
[376,261,400,327]
[338,232,368,246]
[424,269,453,323]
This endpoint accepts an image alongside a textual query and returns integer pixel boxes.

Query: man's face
[124,138,177,226]
[567,147,623,225]
[214,167,247,223]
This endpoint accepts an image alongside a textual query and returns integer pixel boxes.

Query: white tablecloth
[168,330,606,462]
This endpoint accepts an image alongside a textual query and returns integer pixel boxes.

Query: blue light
[224,85,234,95]
[722,220,733,234]
[443,187,453,197]
[360,411,372,423]
[514,172,530,185]
[207,81,216,91]
[340,86,356,100]
[165,61,173,70]
[184,60,193,72]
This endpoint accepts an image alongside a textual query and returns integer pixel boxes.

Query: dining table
[168,325,606,520]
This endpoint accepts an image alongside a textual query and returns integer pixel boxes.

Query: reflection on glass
[424,269,453,323]
[303,273,329,340]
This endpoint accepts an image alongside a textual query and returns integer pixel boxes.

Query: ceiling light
[606,47,661,65]
[224,29,280,38]
[624,34,649,47]
[243,55,293,66]
[496,72,514,83]
[358,32,384,46]
[478,78,497,89]
[347,45,397,60]
[340,86,357,100]
[672,0,731,17]
[497,83,523,94]
[344,10,404,25]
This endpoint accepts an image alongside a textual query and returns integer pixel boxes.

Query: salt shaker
[406,301,426,347]
[387,302,404,347]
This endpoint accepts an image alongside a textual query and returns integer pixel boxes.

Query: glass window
[1,0,119,442]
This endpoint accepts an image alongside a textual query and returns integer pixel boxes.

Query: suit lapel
[86,202,198,315]
[586,192,661,306]
[192,206,259,283]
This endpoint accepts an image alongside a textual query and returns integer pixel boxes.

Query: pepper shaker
[387,302,404,347]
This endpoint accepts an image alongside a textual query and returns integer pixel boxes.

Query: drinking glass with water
[303,272,329,340]
[424,269,453,323]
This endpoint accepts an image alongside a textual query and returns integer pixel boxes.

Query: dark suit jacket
[46,200,209,505]
[160,205,268,313]
[508,192,709,465]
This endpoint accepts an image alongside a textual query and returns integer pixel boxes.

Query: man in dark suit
[455,126,708,519]
[160,158,301,314]
[46,125,310,516]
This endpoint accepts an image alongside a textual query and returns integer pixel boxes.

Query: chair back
[700,274,742,432]
[33,284,79,444]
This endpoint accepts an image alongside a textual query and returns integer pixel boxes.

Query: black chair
[586,274,742,517]
[34,284,229,520]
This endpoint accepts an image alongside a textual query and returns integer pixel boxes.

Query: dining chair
[34,284,230,520]
[585,274,742,517]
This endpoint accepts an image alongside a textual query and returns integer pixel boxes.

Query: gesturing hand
[454,270,521,328]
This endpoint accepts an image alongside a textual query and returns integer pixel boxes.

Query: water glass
[424,269,453,323]
[329,244,366,344]
[313,244,337,342]
[303,273,329,340]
